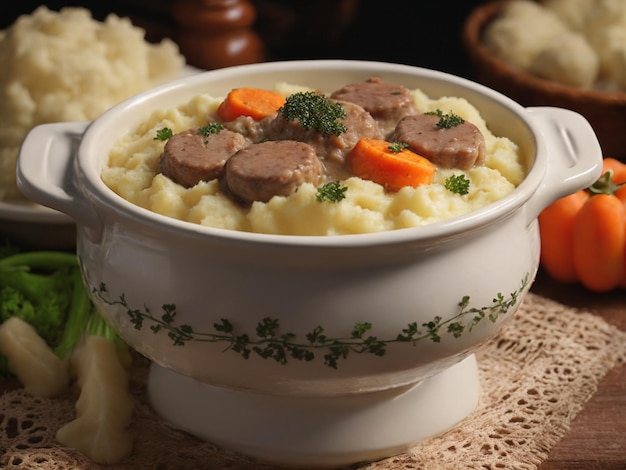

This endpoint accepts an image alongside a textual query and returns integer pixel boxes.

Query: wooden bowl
[462,0,626,159]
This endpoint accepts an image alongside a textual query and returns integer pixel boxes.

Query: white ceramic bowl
[16,60,602,467]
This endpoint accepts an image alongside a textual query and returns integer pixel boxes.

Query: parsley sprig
[388,142,410,153]
[154,127,173,141]
[197,122,225,144]
[197,122,224,137]
[426,109,465,129]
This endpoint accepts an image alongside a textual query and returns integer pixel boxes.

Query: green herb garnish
[316,181,348,202]
[196,122,225,144]
[279,91,347,136]
[445,174,471,195]
[197,122,224,138]
[154,127,174,141]
[426,109,465,129]
[388,142,410,153]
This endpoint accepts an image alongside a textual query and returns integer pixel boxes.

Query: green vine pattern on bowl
[91,273,529,369]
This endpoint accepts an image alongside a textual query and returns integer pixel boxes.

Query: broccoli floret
[445,174,471,195]
[0,279,69,379]
[0,255,76,344]
[0,285,68,345]
[278,91,348,136]
[0,252,81,379]
[0,251,115,379]
[0,285,35,319]
[316,181,348,203]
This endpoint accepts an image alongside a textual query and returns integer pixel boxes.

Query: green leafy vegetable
[154,127,173,141]
[388,142,410,153]
[279,91,347,136]
[0,249,123,378]
[426,109,465,129]
[445,174,471,195]
[0,252,78,347]
[316,181,348,203]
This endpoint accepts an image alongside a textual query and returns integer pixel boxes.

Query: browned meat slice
[160,127,248,188]
[330,77,418,136]
[390,114,486,170]
[267,99,383,166]
[224,140,323,203]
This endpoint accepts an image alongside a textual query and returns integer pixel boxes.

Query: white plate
[0,202,76,250]
[0,199,74,224]
[0,196,76,249]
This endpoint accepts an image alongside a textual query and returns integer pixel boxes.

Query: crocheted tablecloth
[1,292,625,469]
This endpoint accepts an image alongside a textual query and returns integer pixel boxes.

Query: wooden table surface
[532,270,626,470]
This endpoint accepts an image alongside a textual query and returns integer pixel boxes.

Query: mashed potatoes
[101,83,525,236]
[0,6,185,200]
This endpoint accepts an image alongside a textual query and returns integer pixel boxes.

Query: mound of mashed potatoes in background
[0,6,185,201]
[102,83,526,236]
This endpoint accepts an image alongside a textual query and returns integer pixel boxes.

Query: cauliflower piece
[586,21,626,86]
[584,0,626,31]
[56,335,134,465]
[0,316,69,397]
[528,31,599,88]
[483,0,626,91]
[543,0,596,31]
[483,0,568,70]
[580,0,626,88]
[612,40,626,91]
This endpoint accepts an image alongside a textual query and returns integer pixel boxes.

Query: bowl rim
[462,0,626,105]
[76,59,544,248]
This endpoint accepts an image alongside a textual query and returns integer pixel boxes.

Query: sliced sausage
[390,113,486,170]
[160,127,248,188]
[267,99,383,166]
[225,140,323,203]
[330,77,418,137]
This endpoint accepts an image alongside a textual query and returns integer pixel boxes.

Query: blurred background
[2,0,489,79]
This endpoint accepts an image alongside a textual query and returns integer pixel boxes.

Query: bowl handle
[524,106,603,224]
[16,122,102,233]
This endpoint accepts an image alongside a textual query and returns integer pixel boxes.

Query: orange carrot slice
[348,138,436,191]
[217,88,286,121]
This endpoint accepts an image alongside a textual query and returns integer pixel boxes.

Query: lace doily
[1,293,625,469]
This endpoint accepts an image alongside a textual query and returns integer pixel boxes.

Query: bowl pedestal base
[146,354,480,468]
